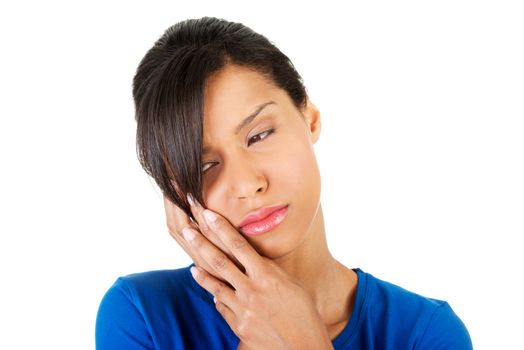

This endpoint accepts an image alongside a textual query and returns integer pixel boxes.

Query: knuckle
[215,301,223,312]
[241,285,255,298]
[200,224,212,236]
[190,234,203,247]
[231,237,247,250]
[236,310,254,334]
[211,219,222,230]
[212,254,227,270]
[166,221,177,234]
[236,320,249,337]
[213,282,226,297]
[242,309,254,321]
[174,227,185,238]
[255,264,270,278]
[197,271,206,283]
[259,274,278,289]
[245,291,260,307]
[212,216,225,230]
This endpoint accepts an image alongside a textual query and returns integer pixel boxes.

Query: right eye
[202,161,218,173]
[201,128,275,174]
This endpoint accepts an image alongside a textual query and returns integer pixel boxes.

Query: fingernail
[213,296,217,304]
[190,266,199,278]
[203,209,217,223]
[187,193,194,207]
[182,227,196,241]
[194,197,203,209]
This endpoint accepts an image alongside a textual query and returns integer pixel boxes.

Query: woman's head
[133,17,308,215]
[133,17,322,257]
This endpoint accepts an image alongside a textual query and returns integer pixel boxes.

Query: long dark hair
[133,16,308,218]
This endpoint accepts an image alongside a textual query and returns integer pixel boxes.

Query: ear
[302,97,321,144]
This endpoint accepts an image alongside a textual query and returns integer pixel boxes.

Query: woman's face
[201,64,322,259]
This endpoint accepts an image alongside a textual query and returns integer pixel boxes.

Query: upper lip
[238,204,288,227]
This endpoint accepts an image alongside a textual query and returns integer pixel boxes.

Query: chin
[245,227,305,261]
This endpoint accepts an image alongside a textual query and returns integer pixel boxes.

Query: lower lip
[240,206,289,236]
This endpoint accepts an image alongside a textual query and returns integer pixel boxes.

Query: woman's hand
[164,195,243,283]
[179,194,334,350]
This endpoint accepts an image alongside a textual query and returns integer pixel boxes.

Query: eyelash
[201,128,275,173]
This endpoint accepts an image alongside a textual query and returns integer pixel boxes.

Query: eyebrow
[202,101,276,154]
[234,101,276,135]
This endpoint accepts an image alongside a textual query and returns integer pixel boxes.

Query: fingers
[185,194,247,274]
[200,208,263,276]
[191,266,239,310]
[164,195,241,290]
[163,195,213,275]
[186,194,212,237]
[191,266,240,329]
[215,301,236,333]
[191,266,239,332]
[183,226,249,291]
[164,195,191,237]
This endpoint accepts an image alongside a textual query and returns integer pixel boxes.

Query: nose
[224,153,268,200]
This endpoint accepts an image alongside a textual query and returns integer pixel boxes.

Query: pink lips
[239,205,289,236]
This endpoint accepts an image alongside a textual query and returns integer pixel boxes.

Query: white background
[0,1,522,349]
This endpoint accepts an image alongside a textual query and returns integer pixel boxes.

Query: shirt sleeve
[417,302,473,350]
[95,278,155,350]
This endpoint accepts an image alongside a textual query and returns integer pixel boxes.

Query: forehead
[202,65,281,129]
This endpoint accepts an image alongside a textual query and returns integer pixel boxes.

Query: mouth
[239,205,289,236]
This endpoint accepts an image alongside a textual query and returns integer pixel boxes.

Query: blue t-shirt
[96,263,472,349]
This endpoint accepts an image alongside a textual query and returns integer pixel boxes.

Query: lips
[239,205,289,236]
[239,204,288,227]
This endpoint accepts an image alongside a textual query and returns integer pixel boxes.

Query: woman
[96,17,472,349]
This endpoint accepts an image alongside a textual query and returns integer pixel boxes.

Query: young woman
[96,17,472,349]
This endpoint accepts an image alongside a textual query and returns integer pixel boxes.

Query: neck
[272,204,357,326]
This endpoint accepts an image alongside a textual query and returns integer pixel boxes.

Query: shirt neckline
[185,263,369,348]
[331,268,369,347]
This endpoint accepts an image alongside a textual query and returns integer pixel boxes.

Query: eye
[202,161,218,173]
[247,128,275,147]
[201,128,275,174]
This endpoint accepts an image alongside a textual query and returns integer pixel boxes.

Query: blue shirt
[96,264,472,349]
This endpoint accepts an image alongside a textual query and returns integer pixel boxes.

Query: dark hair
[132,16,308,219]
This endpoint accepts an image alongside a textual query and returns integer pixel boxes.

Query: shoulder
[367,271,447,312]
[356,269,472,349]
[416,300,473,349]
[109,266,196,299]
[98,266,198,313]
[95,264,204,349]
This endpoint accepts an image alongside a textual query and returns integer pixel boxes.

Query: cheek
[201,187,224,214]
[271,140,320,192]
[201,132,320,207]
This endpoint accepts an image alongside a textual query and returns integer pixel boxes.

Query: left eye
[247,128,275,147]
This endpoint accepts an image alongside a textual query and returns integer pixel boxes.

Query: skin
[164,64,358,347]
